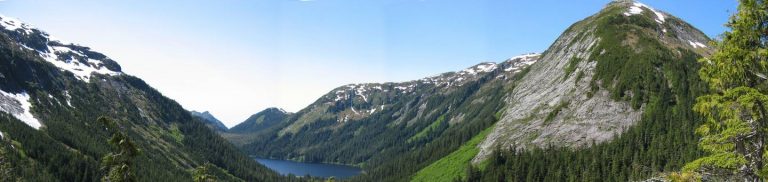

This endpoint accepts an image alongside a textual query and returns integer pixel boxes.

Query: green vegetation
[408,115,447,143]
[544,101,570,124]
[193,163,217,182]
[411,125,494,182]
[563,56,582,78]
[682,0,768,180]
[0,26,300,181]
[99,117,141,182]
[238,52,528,182]
[169,124,184,143]
[464,2,710,181]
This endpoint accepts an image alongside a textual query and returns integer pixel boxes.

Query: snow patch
[355,86,368,102]
[688,40,707,48]
[64,91,73,107]
[460,63,498,76]
[505,53,540,72]
[0,90,42,129]
[395,84,416,93]
[0,15,32,34]
[41,46,121,82]
[476,63,497,73]
[623,2,666,24]
[509,53,540,61]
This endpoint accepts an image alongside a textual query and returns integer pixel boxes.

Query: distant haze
[0,0,735,127]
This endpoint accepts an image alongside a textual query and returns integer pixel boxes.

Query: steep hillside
[476,0,712,161]
[0,15,296,181]
[190,110,228,132]
[469,1,713,181]
[233,53,539,181]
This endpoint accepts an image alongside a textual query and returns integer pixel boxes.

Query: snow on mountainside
[0,15,116,130]
[320,53,540,124]
[0,89,40,129]
[327,53,540,104]
[0,15,122,83]
[0,15,126,129]
[0,14,287,181]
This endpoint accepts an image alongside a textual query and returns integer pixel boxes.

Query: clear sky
[0,0,737,127]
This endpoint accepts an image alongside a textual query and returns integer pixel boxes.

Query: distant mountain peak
[264,107,288,114]
[228,107,290,134]
[190,110,228,132]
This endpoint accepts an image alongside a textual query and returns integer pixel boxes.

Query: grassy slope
[407,115,446,143]
[410,125,494,182]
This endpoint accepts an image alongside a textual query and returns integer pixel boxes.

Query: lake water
[254,158,363,178]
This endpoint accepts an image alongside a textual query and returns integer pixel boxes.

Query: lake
[254,158,363,179]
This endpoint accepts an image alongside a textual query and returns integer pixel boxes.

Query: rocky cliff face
[475,0,712,162]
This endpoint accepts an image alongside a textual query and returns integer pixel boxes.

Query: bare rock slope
[475,0,712,162]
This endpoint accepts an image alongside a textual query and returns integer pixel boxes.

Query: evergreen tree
[684,0,768,180]
[466,163,481,182]
[0,147,14,181]
[99,117,141,182]
[193,163,217,182]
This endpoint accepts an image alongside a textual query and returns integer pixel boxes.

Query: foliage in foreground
[683,0,768,180]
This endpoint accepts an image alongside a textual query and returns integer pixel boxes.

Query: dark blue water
[254,158,363,178]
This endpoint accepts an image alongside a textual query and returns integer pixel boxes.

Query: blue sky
[0,0,737,127]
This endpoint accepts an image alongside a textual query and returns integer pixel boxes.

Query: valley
[1,0,764,181]
[214,1,714,181]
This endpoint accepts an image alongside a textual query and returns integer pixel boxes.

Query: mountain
[475,0,712,161]
[190,110,228,132]
[229,1,713,181]
[223,107,291,146]
[229,107,288,134]
[230,51,540,180]
[465,0,712,181]
[0,15,299,181]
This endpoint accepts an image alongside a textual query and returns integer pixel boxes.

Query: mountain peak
[190,110,228,132]
[617,1,667,24]
[264,107,288,114]
[228,107,290,134]
[0,15,122,83]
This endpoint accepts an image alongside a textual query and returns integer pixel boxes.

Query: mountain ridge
[0,14,297,181]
